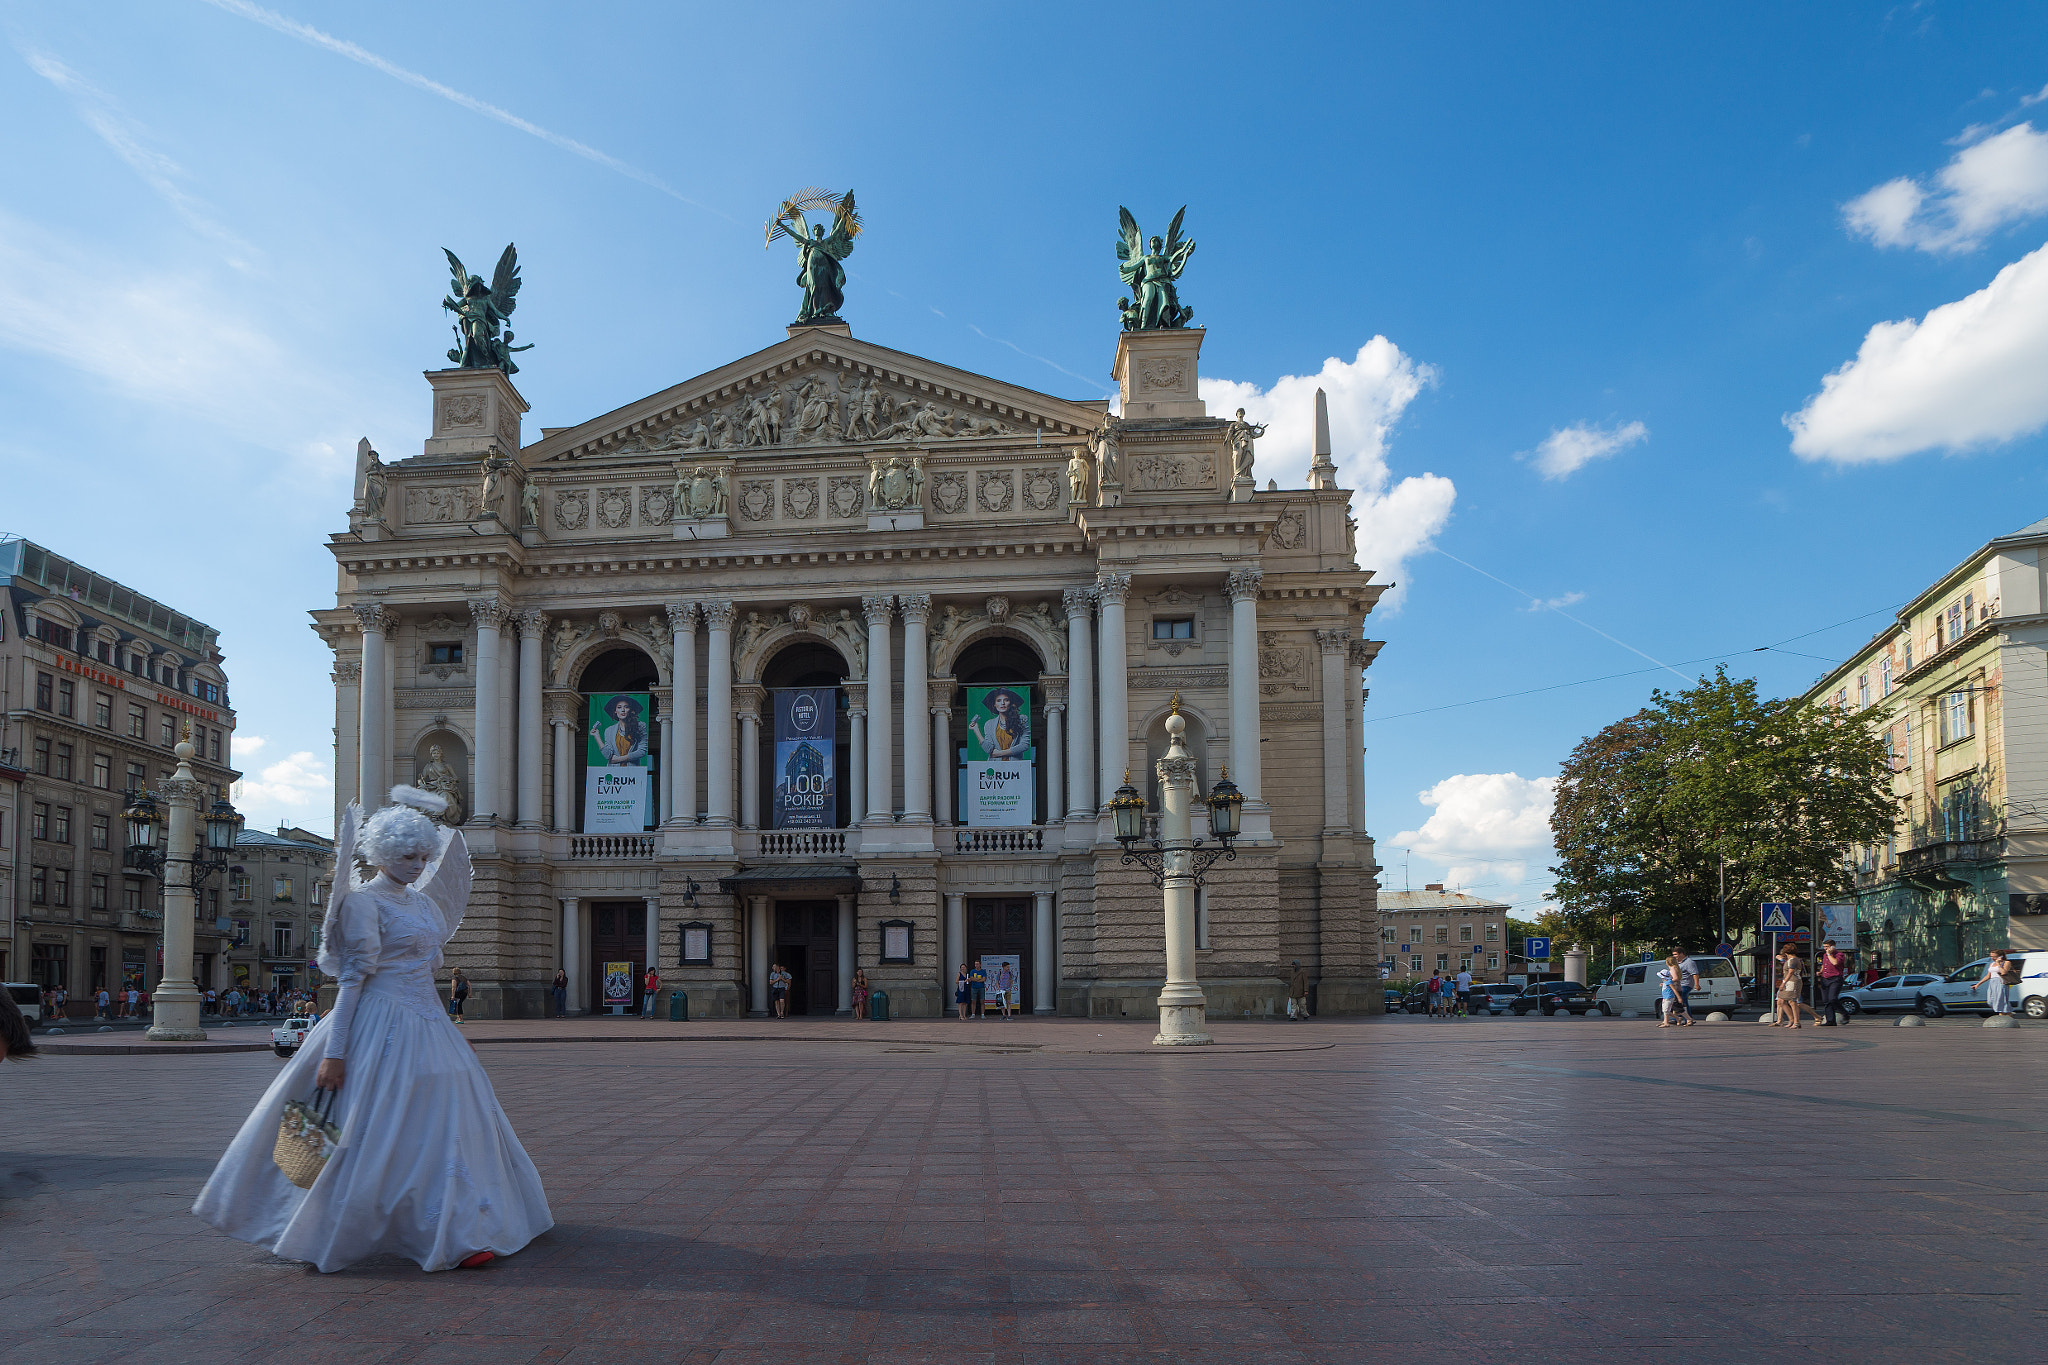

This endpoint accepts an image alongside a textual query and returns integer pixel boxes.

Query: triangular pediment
[525,331,1108,464]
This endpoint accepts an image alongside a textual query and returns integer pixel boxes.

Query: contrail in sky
[196,0,729,220]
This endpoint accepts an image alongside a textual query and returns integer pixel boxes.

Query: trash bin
[870,990,889,1021]
[669,989,688,1022]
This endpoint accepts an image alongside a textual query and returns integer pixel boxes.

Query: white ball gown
[194,811,553,1271]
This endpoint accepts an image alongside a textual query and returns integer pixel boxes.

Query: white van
[6,983,45,1029]
[1594,956,1741,1017]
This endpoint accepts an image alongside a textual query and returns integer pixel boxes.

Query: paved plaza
[3,1014,2043,1363]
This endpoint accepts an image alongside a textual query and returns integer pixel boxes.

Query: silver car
[1839,972,1953,1018]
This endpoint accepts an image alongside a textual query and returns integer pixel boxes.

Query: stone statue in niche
[520,476,540,528]
[359,444,387,521]
[1066,446,1092,504]
[416,744,465,826]
[479,457,512,521]
[675,464,728,520]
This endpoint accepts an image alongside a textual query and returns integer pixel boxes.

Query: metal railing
[1897,838,2001,875]
[953,826,1047,854]
[566,833,657,860]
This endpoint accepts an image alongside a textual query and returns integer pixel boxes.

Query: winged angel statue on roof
[766,188,862,325]
[442,243,532,374]
[1115,206,1195,330]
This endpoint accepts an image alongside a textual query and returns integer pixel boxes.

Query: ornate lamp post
[128,729,241,1041]
[1111,699,1241,1047]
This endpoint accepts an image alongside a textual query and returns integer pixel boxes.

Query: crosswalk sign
[1760,902,1794,931]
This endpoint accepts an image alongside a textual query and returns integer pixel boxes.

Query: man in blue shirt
[968,959,987,1018]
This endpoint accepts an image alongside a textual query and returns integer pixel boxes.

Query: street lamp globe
[1108,771,1146,845]
[1206,768,1243,842]
[205,797,243,853]
[122,792,161,850]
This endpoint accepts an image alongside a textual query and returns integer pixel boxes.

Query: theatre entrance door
[588,901,646,1014]
[774,899,839,1016]
[965,897,1032,1010]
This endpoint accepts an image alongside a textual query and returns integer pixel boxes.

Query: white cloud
[1529,419,1647,480]
[1844,122,2048,253]
[230,735,333,831]
[1393,772,1556,889]
[1202,339,1453,606]
[1526,591,1586,612]
[1785,239,2048,462]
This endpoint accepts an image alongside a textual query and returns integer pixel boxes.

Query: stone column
[656,694,673,824]
[1317,629,1350,832]
[515,610,547,828]
[846,682,867,826]
[668,602,698,824]
[547,695,576,831]
[1033,890,1056,1014]
[146,734,207,1041]
[702,600,736,826]
[561,898,581,1012]
[1154,712,1211,1045]
[350,604,394,807]
[1044,693,1065,829]
[862,595,895,823]
[469,596,507,824]
[1095,573,1132,809]
[331,657,361,825]
[836,893,855,1014]
[1351,644,1373,838]
[899,594,931,821]
[931,682,953,827]
[747,896,769,1016]
[499,624,517,821]
[736,687,763,830]
[1062,587,1095,821]
[944,894,965,994]
[1225,567,1264,806]
[644,896,662,999]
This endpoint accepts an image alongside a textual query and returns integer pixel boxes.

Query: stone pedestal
[1230,475,1255,503]
[1113,328,1206,420]
[423,366,527,460]
[868,509,924,532]
[672,518,729,540]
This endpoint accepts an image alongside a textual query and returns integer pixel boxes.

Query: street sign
[1526,936,1552,962]
[1760,902,1794,932]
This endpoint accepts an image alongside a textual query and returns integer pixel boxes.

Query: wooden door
[965,897,1032,1008]
[589,901,646,1013]
[775,900,840,1015]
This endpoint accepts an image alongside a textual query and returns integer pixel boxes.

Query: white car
[2015,955,2048,1019]
[1838,972,1947,1017]
[271,1015,313,1058]
[1593,955,1741,1017]
[5,983,44,1030]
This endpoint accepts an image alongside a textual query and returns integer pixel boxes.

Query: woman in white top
[193,788,553,1272]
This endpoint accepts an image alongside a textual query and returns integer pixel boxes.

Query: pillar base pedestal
[1154,1002,1212,1046]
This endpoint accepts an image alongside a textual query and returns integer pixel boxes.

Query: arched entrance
[755,640,853,830]
[949,635,1049,825]
[574,647,661,831]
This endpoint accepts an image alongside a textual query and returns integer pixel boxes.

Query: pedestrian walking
[769,962,792,1018]
[1661,948,1698,1026]
[125,985,139,1019]
[994,960,1016,1018]
[448,968,469,1022]
[1976,950,2020,1016]
[1454,966,1472,1018]
[551,969,568,1018]
[851,968,870,1020]
[641,966,660,1019]
[192,786,552,1272]
[1816,939,1853,1026]
[95,987,110,1021]
[968,959,988,1018]
[1289,961,1311,1020]
[1773,946,1808,1028]
[954,964,970,1020]
[1425,972,1442,1018]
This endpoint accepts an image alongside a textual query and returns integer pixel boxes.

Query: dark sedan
[1508,981,1607,1016]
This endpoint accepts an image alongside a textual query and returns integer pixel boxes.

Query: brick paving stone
[3,1015,2044,1360]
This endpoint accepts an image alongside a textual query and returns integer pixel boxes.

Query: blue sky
[5,2,2047,914]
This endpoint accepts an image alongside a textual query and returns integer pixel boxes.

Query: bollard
[871,990,890,1021]
[669,990,688,1022]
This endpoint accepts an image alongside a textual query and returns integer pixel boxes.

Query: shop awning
[717,863,863,897]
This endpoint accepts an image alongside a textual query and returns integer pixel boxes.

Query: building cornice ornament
[1348,639,1378,670]
[1095,572,1132,605]
[1060,585,1096,620]
[513,608,548,639]
[469,596,510,630]
[699,599,737,631]
[332,660,362,685]
[665,600,698,633]
[1315,628,1350,655]
[1225,567,1264,603]
[898,593,932,621]
[861,594,897,626]
[350,602,397,636]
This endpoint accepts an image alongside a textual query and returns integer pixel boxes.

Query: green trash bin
[669,990,688,1022]
[870,990,889,1021]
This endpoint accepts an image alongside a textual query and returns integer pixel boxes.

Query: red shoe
[457,1251,496,1269]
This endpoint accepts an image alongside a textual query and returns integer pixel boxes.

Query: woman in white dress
[194,788,553,1272]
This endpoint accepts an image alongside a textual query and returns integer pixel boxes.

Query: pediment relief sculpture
[926,596,1066,674]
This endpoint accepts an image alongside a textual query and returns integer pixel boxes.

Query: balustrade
[758,829,850,857]
[567,833,657,860]
[952,826,1048,854]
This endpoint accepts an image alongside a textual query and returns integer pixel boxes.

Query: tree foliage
[1548,668,1896,952]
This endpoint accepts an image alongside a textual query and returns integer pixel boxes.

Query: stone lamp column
[1153,711,1212,1047]
[147,736,208,1042]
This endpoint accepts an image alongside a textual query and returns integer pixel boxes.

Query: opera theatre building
[314,286,1389,1020]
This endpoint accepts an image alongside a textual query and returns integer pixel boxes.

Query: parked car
[1837,972,1947,1017]
[1383,988,1406,1013]
[5,983,44,1031]
[1928,954,2041,1017]
[271,1015,313,1058]
[1509,981,1604,1016]
[1470,983,1521,1015]
[2014,954,2048,1019]
[1594,956,1742,1017]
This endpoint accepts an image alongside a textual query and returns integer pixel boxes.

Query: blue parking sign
[1526,936,1552,961]
[1761,902,1795,932]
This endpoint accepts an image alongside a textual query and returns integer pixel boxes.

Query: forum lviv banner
[965,685,1034,827]
[584,692,653,832]
[772,687,837,829]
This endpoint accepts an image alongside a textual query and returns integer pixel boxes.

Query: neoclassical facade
[313,318,1388,1019]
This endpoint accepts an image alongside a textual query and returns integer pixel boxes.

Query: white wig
[357,786,447,867]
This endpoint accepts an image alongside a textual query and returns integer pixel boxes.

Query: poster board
[585,692,653,832]
[602,960,634,1011]
[963,685,1034,827]
[771,687,837,829]
[982,953,1023,1007]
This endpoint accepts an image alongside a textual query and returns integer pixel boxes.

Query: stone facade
[314,317,1389,1021]
[227,826,335,995]
[1377,886,1513,982]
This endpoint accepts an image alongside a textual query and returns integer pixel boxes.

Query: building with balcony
[1802,514,2048,973]
[0,535,239,1009]
[229,825,335,996]
[312,291,1390,1019]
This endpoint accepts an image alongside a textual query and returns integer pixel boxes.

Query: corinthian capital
[699,599,736,631]
[512,608,549,640]
[349,602,396,636]
[1060,585,1096,620]
[1315,628,1351,655]
[861,594,897,626]
[665,600,699,634]
[1094,572,1132,605]
[898,593,932,621]
[1225,567,1264,603]
[468,596,509,629]
[331,660,362,685]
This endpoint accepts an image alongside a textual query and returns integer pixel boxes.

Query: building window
[52,807,70,844]
[91,814,109,851]
[30,865,47,904]
[209,730,221,762]
[1903,715,1915,766]
[209,889,220,918]
[125,761,146,794]
[1938,690,1972,747]
[232,873,252,902]
[1409,956,1424,973]
[90,873,108,910]
[1435,925,1448,943]
[1484,923,1499,941]
[34,672,53,710]
[1381,927,1396,943]
[94,692,112,727]
[1942,789,1978,842]
[32,803,48,841]
[34,619,74,650]
[124,881,143,913]
[1459,955,1472,972]
[56,679,74,718]
[200,681,219,703]
[1834,687,1848,709]
[1879,657,1892,696]
[128,705,146,739]
[1458,924,1473,943]
[51,870,68,907]
[92,753,111,789]
[1485,953,1500,970]
[1902,639,1913,671]
[428,641,464,666]
[273,875,293,903]
[272,921,294,958]
[32,738,49,775]
[311,880,327,905]
[1151,618,1194,640]
[53,743,72,781]
[1436,953,1449,972]
[1857,674,1869,707]
[160,715,176,747]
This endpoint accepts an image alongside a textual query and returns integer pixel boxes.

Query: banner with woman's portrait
[585,692,652,832]
[964,685,1034,827]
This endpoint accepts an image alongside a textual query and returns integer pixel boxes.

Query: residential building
[0,535,239,1012]
[1802,515,2048,973]
[229,825,336,996]
[312,290,1388,1018]
[1376,885,1512,980]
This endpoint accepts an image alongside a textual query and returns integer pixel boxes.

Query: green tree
[1548,668,1895,952]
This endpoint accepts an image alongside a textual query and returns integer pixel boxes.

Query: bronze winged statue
[766,188,861,325]
[1115,206,1195,330]
[442,243,533,374]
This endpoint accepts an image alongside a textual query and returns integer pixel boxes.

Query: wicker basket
[272,1092,339,1189]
